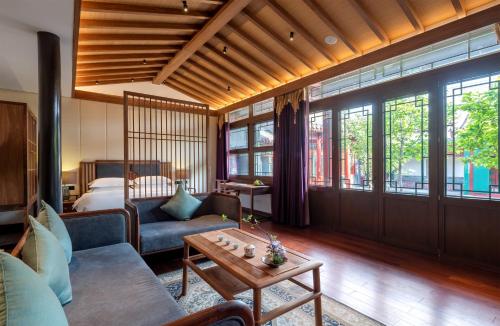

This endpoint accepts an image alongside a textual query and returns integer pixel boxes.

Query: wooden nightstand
[63,195,78,213]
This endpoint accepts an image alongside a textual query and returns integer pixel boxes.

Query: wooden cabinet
[0,100,37,225]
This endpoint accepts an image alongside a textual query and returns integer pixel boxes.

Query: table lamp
[62,170,78,201]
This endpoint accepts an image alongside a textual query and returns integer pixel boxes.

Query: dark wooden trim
[74,90,122,104]
[163,300,254,326]
[72,0,82,97]
[218,6,500,113]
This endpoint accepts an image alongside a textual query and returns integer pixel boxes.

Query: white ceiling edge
[76,82,200,103]
[0,0,74,97]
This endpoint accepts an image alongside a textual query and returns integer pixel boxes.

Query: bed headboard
[79,160,173,194]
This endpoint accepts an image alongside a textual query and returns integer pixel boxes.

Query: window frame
[228,103,274,184]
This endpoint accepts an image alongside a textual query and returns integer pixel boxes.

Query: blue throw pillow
[0,252,68,326]
[160,185,202,221]
[38,200,72,264]
[22,216,72,305]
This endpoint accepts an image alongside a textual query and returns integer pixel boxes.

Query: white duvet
[73,184,174,212]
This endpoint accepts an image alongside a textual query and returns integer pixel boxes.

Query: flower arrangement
[221,214,287,266]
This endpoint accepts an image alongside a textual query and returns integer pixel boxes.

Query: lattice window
[446,73,500,200]
[340,105,373,191]
[309,110,333,187]
[384,94,429,195]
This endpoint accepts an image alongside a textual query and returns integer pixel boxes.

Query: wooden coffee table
[182,228,323,326]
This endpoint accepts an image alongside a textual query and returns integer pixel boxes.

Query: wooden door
[0,101,27,209]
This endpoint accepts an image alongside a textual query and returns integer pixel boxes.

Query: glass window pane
[446,73,500,200]
[253,99,273,116]
[309,110,333,186]
[254,151,273,176]
[229,153,249,176]
[254,120,274,147]
[229,127,248,150]
[384,94,429,195]
[340,105,373,191]
[228,107,249,123]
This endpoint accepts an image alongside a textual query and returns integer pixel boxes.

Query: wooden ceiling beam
[192,52,260,91]
[153,0,252,84]
[301,0,361,54]
[178,66,247,99]
[225,23,299,77]
[76,77,153,87]
[77,72,157,82]
[78,33,190,43]
[77,59,169,70]
[240,10,317,71]
[496,23,500,44]
[217,5,500,113]
[77,53,172,62]
[168,77,226,106]
[81,1,211,20]
[450,0,466,18]
[346,0,389,43]
[212,34,283,82]
[77,67,160,77]
[395,0,424,32]
[79,19,200,31]
[164,80,220,107]
[263,0,337,63]
[183,62,250,97]
[78,44,181,53]
[175,70,236,101]
[203,43,273,88]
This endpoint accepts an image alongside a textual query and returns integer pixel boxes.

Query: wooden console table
[217,181,271,216]
[182,228,323,325]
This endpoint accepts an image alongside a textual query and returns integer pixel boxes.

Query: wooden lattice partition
[123,91,209,200]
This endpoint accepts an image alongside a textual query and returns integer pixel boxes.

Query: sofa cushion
[160,185,202,221]
[22,216,72,305]
[64,243,186,326]
[38,200,72,263]
[0,252,69,326]
[140,214,239,254]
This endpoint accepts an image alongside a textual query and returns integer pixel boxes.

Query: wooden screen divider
[123,91,209,200]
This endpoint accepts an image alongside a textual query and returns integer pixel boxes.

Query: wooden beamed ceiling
[74,0,500,109]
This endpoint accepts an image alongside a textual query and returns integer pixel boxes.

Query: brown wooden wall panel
[443,202,500,267]
[308,189,336,230]
[339,191,378,239]
[382,196,437,254]
[0,101,27,208]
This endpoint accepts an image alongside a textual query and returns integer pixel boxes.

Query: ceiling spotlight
[182,1,188,12]
[289,31,294,41]
[227,85,231,92]
[163,80,167,84]
[142,59,147,65]
[131,78,135,82]
[95,80,99,85]
[223,46,228,54]
[324,35,337,45]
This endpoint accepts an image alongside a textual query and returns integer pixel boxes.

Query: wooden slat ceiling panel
[74,0,500,107]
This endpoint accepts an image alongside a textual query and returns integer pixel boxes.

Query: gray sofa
[126,192,241,255]
[60,209,253,326]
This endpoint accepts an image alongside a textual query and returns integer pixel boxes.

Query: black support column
[37,31,62,213]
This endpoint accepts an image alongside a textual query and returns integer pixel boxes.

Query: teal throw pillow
[22,216,72,305]
[160,185,202,221]
[0,251,68,326]
[38,200,72,263]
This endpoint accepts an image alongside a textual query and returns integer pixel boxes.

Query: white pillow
[135,176,172,185]
[89,178,126,188]
[90,186,123,193]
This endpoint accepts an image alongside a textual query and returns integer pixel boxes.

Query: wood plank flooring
[146,222,500,326]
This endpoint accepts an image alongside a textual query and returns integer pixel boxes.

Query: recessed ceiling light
[324,35,337,45]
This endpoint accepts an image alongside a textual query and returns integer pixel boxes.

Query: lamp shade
[62,170,77,185]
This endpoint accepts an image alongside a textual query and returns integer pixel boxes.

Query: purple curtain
[216,122,229,180]
[272,101,309,226]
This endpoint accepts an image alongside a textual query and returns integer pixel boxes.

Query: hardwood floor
[146,222,500,326]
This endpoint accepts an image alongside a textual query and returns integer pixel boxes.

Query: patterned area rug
[158,262,383,326]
